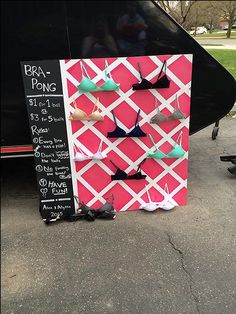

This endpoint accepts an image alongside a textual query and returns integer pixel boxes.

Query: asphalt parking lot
[1,116,236,314]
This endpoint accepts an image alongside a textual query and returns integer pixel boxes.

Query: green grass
[201,33,235,38]
[193,31,236,38]
[226,111,236,118]
[206,49,236,77]
[202,44,224,46]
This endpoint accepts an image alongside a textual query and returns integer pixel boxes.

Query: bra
[110,159,146,181]
[140,184,177,211]
[77,60,120,94]
[73,140,107,161]
[72,195,116,221]
[107,109,146,138]
[147,132,185,159]
[150,96,186,124]
[132,60,170,90]
[69,97,103,121]
[139,185,158,212]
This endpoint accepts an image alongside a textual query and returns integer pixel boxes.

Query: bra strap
[175,94,180,110]
[145,185,152,203]
[135,109,141,126]
[97,139,103,152]
[164,183,169,195]
[73,143,84,154]
[105,60,112,80]
[164,60,167,73]
[137,63,143,79]
[175,131,183,146]
[137,158,146,171]
[92,97,100,112]
[73,99,78,109]
[148,133,158,150]
[154,98,160,113]
[105,193,114,204]
[109,159,119,169]
[80,61,91,79]
[74,195,83,207]
[157,60,167,79]
[73,144,77,155]
[111,110,118,126]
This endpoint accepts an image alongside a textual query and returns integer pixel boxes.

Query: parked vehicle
[223,24,236,30]
[190,26,207,35]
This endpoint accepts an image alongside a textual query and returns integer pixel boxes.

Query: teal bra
[147,132,185,159]
[77,60,120,93]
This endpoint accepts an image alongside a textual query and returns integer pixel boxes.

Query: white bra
[139,184,177,212]
[73,140,107,162]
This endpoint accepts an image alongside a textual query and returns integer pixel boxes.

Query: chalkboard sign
[20,60,75,221]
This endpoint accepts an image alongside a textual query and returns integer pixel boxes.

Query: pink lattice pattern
[62,55,192,211]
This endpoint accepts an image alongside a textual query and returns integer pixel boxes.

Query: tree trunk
[226,22,232,38]
[209,20,213,34]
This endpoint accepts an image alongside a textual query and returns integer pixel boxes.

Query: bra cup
[78,77,98,93]
[101,152,107,159]
[111,167,146,181]
[126,126,147,137]
[116,168,127,179]
[147,147,166,159]
[125,172,146,180]
[154,151,166,159]
[111,168,128,180]
[167,145,185,158]
[168,109,186,120]
[147,146,184,159]
[107,126,127,138]
[132,78,153,90]
[153,75,170,89]
[159,201,175,210]
[150,113,167,124]
[92,152,107,160]
[89,111,103,121]
[100,79,120,91]
[107,109,146,138]
[74,152,88,161]
[77,198,115,215]
[117,169,128,179]
[71,108,87,120]
[80,202,96,213]
[98,201,114,212]
[140,202,157,212]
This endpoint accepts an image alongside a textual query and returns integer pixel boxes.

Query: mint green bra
[147,132,185,159]
[77,60,120,94]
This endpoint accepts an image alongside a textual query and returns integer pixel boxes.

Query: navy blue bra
[107,109,146,138]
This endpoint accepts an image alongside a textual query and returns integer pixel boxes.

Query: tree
[204,1,220,33]
[157,1,236,38]
[217,1,236,38]
[156,1,198,29]
[188,1,221,34]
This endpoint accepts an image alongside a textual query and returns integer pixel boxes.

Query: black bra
[69,195,116,221]
[132,60,170,90]
[110,159,146,181]
[107,109,146,138]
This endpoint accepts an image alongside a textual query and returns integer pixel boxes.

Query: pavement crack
[166,232,200,314]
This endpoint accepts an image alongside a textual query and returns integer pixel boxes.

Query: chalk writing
[21,60,75,220]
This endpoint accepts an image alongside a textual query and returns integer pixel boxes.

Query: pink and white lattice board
[60,54,193,211]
